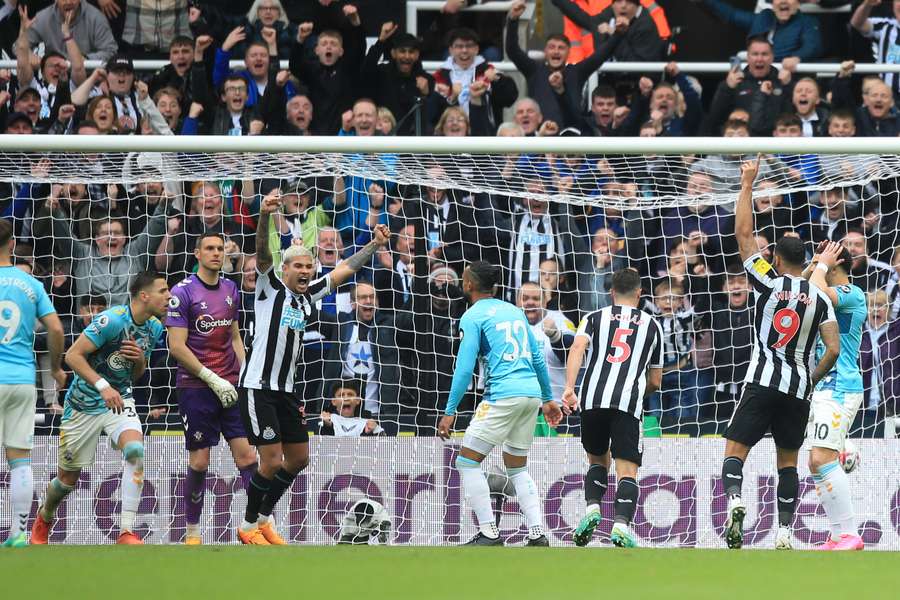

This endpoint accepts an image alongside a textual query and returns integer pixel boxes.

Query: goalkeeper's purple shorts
[177,387,247,450]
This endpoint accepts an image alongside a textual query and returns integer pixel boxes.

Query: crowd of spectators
[3,0,900,435]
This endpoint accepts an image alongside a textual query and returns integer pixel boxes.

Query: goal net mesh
[1,147,898,547]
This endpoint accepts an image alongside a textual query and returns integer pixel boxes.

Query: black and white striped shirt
[509,212,557,291]
[575,305,664,418]
[866,18,900,97]
[647,304,695,367]
[238,266,332,393]
[743,253,836,399]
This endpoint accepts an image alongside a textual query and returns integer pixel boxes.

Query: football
[840,440,861,474]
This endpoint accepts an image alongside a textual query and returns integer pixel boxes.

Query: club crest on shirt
[200,301,208,309]
[107,351,131,371]
[225,295,233,306]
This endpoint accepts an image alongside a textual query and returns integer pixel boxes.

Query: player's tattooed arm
[330,224,391,287]
[811,320,840,387]
[257,189,281,273]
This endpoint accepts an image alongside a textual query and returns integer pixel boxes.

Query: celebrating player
[805,241,867,551]
[32,271,170,545]
[722,156,839,550]
[236,189,390,545]
[166,232,258,545]
[437,261,561,547]
[563,268,663,548]
[0,219,66,548]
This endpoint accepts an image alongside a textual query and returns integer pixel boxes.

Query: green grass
[1,546,894,599]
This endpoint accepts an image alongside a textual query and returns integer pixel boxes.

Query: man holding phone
[704,36,792,136]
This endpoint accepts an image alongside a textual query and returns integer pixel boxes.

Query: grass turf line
[0,546,894,600]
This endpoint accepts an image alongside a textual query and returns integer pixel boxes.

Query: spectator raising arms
[506,0,626,129]
[697,0,822,63]
[361,24,434,136]
[289,10,366,135]
[23,0,118,63]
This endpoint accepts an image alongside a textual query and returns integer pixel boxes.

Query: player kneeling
[32,272,169,545]
[563,269,663,548]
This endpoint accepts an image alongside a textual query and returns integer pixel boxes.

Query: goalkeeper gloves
[198,367,238,408]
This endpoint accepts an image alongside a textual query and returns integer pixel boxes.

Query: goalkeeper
[166,232,259,545]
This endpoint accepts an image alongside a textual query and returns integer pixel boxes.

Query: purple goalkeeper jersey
[166,275,241,387]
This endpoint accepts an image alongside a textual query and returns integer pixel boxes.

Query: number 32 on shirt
[496,321,532,362]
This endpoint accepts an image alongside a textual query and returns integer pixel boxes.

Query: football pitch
[1,546,894,600]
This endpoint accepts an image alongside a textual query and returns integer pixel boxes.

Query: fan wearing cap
[105,55,142,133]
[272,180,331,251]
[11,89,42,129]
[360,22,434,136]
[3,112,34,135]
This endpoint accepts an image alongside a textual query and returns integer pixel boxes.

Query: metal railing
[405,1,533,37]
[2,59,899,75]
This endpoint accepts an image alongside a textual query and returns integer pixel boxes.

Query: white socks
[8,459,32,538]
[814,460,856,541]
[120,457,144,533]
[508,467,543,538]
[456,456,499,538]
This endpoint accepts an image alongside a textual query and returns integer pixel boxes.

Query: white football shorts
[463,396,542,456]
[58,400,142,470]
[808,390,864,452]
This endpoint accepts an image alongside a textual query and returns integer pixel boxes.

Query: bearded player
[166,232,258,545]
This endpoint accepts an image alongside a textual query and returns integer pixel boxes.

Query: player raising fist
[722,155,839,550]
[235,190,391,544]
[166,232,257,545]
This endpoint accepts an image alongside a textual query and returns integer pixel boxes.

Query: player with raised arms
[804,240,867,551]
[438,261,561,546]
[0,219,66,547]
[563,268,663,548]
[166,232,258,545]
[721,156,839,550]
[236,189,390,545]
[32,271,170,545]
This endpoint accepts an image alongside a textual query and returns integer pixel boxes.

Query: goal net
[1,135,898,548]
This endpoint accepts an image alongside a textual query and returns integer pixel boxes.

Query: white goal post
[0,134,898,548]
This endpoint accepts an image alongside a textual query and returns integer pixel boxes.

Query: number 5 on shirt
[607,327,633,363]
